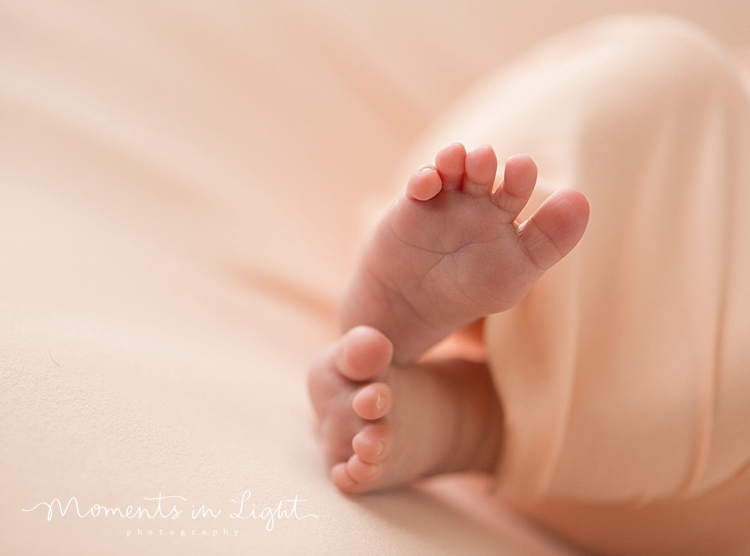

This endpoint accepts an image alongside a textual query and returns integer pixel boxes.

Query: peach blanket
[2,2,749,555]
[430,17,750,555]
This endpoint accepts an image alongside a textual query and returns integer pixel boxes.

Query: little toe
[331,462,358,492]
[492,154,538,221]
[352,382,392,420]
[337,326,393,382]
[462,145,497,196]
[346,454,385,485]
[406,166,443,201]
[518,188,590,271]
[434,143,467,191]
[352,423,392,463]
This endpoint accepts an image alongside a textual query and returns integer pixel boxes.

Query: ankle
[431,361,504,476]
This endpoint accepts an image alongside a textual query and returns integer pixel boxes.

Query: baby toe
[518,188,590,271]
[346,454,385,484]
[406,165,443,201]
[352,423,392,463]
[352,382,392,420]
[337,326,393,382]
[463,145,497,196]
[434,143,466,191]
[330,462,358,492]
[491,154,538,220]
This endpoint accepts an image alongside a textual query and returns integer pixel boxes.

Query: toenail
[375,394,386,411]
[376,441,385,456]
[368,463,382,478]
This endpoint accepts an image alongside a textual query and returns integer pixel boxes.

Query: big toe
[337,326,393,381]
[519,188,590,271]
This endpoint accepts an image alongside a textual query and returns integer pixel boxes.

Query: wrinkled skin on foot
[341,143,589,365]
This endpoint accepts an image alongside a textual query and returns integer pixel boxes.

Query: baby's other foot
[307,326,503,494]
[341,143,590,364]
[308,326,394,487]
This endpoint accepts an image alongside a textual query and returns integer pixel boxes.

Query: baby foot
[308,326,503,494]
[341,143,589,364]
